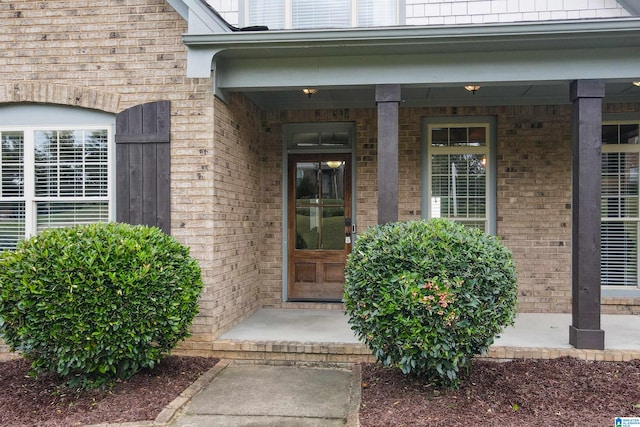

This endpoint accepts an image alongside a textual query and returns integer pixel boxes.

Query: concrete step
[208,339,375,366]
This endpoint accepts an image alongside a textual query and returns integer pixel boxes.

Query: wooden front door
[288,153,352,301]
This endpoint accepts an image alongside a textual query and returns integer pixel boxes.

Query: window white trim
[421,116,497,235]
[601,119,640,288]
[0,125,114,248]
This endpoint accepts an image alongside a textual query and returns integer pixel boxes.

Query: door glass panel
[296,162,319,202]
[320,132,349,147]
[322,161,345,203]
[296,207,319,249]
[321,207,344,249]
[294,158,347,250]
[292,133,320,148]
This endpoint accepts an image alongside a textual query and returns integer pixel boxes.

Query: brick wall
[496,105,573,312]
[401,105,573,313]
[1,1,638,362]
[207,93,262,331]
[259,104,640,313]
[0,1,263,356]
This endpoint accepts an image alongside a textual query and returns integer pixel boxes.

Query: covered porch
[181,16,640,350]
[180,308,640,364]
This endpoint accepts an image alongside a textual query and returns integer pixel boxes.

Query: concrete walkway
[168,363,359,427]
[142,309,640,427]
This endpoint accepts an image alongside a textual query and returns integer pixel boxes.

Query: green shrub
[0,222,203,388]
[344,219,517,388]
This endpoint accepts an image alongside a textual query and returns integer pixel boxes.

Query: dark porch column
[569,79,605,350]
[376,84,401,224]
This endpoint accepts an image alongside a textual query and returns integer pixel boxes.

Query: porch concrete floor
[219,308,640,351]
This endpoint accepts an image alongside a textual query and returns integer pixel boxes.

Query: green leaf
[0,222,203,389]
[343,219,517,389]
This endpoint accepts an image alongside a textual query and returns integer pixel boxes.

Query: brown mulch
[0,355,218,427]
[3,355,640,427]
[360,357,640,427]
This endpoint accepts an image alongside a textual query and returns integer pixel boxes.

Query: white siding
[405,0,630,25]
[207,0,240,26]
[208,0,633,28]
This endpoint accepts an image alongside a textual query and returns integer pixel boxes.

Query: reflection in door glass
[295,159,347,250]
[322,161,345,203]
[292,133,320,147]
[296,207,320,249]
[296,162,319,202]
[320,132,349,147]
[321,207,345,249]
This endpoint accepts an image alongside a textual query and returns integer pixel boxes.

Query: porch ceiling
[240,81,640,110]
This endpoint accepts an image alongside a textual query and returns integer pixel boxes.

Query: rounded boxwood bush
[344,219,517,388]
[0,222,203,388]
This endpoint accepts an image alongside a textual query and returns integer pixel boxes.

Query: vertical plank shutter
[115,101,171,234]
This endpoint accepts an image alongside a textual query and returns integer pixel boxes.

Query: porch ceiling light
[302,88,318,97]
[633,81,640,87]
[464,85,481,95]
[326,160,343,169]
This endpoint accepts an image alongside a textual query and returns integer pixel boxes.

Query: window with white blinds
[425,122,493,233]
[358,0,397,27]
[0,127,112,250]
[601,122,640,287]
[247,0,285,30]
[244,0,399,29]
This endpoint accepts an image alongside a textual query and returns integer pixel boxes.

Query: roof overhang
[167,0,234,33]
[618,0,640,15]
[180,17,640,108]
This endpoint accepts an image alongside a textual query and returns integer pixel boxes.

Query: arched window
[0,104,114,249]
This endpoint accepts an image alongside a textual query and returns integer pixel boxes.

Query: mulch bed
[3,354,640,426]
[0,355,218,427]
[360,357,640,426]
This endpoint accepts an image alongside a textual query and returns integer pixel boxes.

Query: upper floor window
[243,0,401,29]
[0,105,114,250]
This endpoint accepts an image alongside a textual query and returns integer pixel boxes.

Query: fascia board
[166,0,188,20]
[215,46,640,89]
[182,17,640,80]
